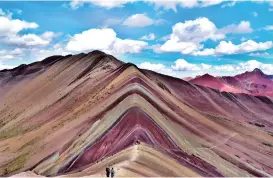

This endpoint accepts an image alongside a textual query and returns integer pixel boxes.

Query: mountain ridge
[190,68,273,97]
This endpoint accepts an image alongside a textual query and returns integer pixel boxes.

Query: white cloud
[264,25,273,31]
[249,52,270,57]
[221,21,253,34]
[154,17,223,54]
[110,38,148,55]
[139,62,165,71]
[31,47,70,61]
[0,16,38,36]
[123,14,163,27]
[0,50,7,55]
[215,40,273,55]
[171,59,201,71]
[3,33,52,47]
[140,33,156,41]
[70,0,228,11]
[221,1,237,8]
[0,15,58,48]
[159,35,170,41]
[154,18,254,55]
[0,8,13,18]
[10,48,24,55]
[215,64,235,71]
[170,17,225,43]
[239,60,273,74]
[66,28,147,56]
[138,61,176,76]
[201,63,212,70]
[144,0,199,12]
[0,48,26,62]
[201,0,224,7]
[159,40,202,54]
[70,0,136,9]
[192,48,215,56]
[66,28,117,52]
[194,40,273,56]
[40,31,61,40]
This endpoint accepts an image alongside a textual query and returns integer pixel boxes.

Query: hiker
[111,167,115,177]
[106,166,110,177]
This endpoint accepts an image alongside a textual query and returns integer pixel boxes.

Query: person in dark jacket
[106,166,110,177]
[111,167,115,177]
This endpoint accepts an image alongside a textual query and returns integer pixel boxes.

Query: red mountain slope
[190,68,273,97]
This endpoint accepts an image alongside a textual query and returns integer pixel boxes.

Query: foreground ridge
[0,51,273,177]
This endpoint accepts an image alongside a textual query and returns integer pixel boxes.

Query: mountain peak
[202,73,215,78]
[252,68,264,74]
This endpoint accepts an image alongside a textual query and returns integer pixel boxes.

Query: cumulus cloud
[3,34,48,47]
[66,28,148,56]
[10,48,24,55]
[221,21,253,34]
[139,62,165,71]
[153,18,254,55]
[0,14,59,49]
[215,40,272,55]
[110,38,148,55]
[123,14,164,27]
[0,16,38,36]
[0,51,23,70]
[201,0,224,7]
[31,47,70,61]
[70,0,136,9]
[66,28,117,52]
[214,64,235,71]
[2,31,58,47]
[144,0,199,12]
[193,40,273,56]
[171,59,201,71]
[0,48,26,62]
[159,40,202,54]
[170,18,225,43]
[138,61,175,76]
[70,0,227,11]
[140,33,156,41]
[239,60,273,74]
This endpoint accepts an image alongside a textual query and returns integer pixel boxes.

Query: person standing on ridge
[111,167,115,177]
[106,165,110,177]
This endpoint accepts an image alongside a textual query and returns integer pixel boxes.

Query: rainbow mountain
[0,50,273,177]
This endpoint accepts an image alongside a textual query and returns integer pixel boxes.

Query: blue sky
[0,0,273,78]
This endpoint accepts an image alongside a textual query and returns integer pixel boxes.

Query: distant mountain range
[189,68,273,97]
